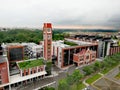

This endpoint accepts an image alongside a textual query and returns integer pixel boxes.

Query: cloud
[0,0,120,29]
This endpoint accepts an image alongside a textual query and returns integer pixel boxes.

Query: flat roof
[17,59,44,70]
[64,40,78,46]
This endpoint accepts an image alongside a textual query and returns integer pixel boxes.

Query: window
[44,35,46,40]
[0,81,2,84]
[22,73,24,76]
[26,72,28,75]
[31,71,32,74]
[86,55,89,59]
[48,35,51,39]
[38,69,40,72]
[92,55,95,58]
[80,59,84,61]
[34,70,36,73]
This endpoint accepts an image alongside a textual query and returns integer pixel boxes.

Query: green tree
[93,61,102,71]
[83,65,94,75]
[58,79,69,90]
[45,61,52,75]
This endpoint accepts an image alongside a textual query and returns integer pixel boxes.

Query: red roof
[79,49,86,55]
[76,49,94,55]
[44,23,52,28]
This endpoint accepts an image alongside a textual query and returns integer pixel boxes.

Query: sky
[0,0,120,29]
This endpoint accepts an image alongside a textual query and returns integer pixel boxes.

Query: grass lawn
[115,72,120,79]
[86,73,101,84]
[71,83,86,90]
[18,59,44,70]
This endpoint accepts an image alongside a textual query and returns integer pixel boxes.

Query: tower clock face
[47,28,51,32]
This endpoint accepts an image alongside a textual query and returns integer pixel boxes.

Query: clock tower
[43,23,52,60]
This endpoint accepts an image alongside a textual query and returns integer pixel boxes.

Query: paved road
[105,66,120,83]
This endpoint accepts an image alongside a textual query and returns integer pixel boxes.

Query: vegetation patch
[115,72,120,79]
[18,59,44,70]
[39,87,55,90]
[86,74,101,84]
[71,83,86,90]
[58,70,84,90]
[64,40,78,46]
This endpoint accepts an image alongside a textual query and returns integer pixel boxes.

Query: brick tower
[43,23,52,60]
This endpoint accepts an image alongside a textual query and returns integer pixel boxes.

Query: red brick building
[0,56,9,85]
[52,39,98,68]
[109,46,120,55]
[43,23,52,60]
[73,48,96,66]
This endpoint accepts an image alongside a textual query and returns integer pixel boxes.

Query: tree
[58,79,69,90]
[66,69,83,85]
[72,69,83,83]
[45,61,52,75]
[93,61,102,71]
[83,65,94,75]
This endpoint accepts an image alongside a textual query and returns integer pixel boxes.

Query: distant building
[73,48,96,66]
[43,23,52,60]
[73,35,114,58]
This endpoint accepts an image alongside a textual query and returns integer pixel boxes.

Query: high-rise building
[43,23,52,60]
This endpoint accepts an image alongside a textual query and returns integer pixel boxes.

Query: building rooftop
[65,38,93,46]
[17,59,44,70]
[64,40,78,46]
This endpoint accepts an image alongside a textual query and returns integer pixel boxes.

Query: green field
[86,74,101,84]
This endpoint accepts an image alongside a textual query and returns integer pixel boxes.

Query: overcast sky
[0,0,120,29]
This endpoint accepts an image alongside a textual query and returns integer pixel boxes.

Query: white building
[21,43,43,58]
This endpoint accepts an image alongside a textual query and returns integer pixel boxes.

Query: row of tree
[0,29,69,44]
[83,53,120,75]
